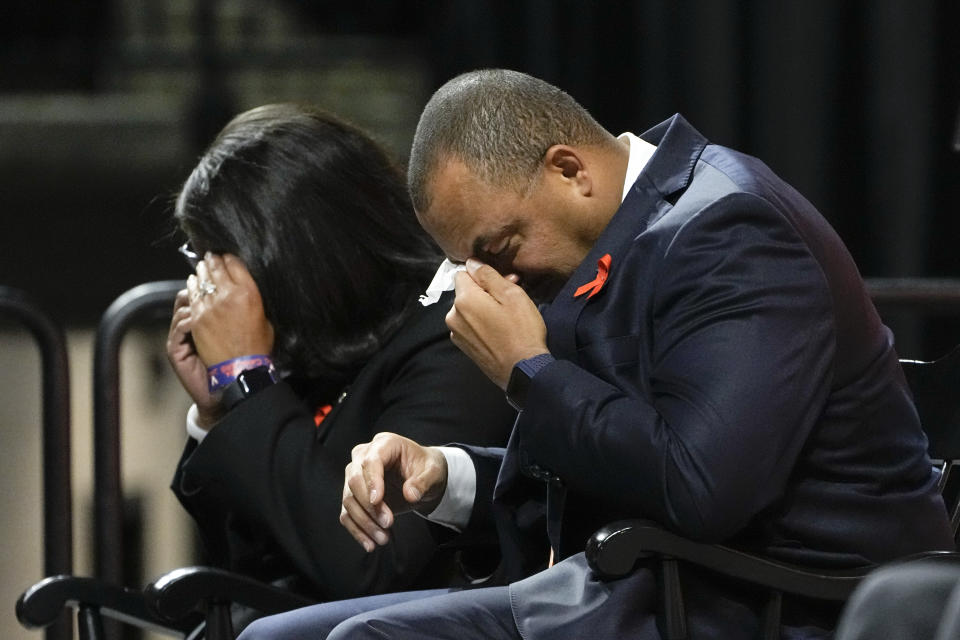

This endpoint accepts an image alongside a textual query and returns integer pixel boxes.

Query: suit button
[525,463,561,483]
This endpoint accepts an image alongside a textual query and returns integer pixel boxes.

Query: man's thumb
[402,479,424,503]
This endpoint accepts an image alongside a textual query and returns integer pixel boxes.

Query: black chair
[16,569,311,640]
[16,281,307,640]
[585,346,960,640]
[16,281,394,639]
[16,281,195,640]
[2,286,73,640]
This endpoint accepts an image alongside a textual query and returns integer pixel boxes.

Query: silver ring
[199,280,217,296]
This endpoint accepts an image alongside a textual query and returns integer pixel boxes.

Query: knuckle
[424,458,441,478]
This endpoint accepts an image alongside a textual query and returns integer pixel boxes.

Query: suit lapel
[542,114,709,360]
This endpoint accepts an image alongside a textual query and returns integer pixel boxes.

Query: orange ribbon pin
[574,254,612,299]
[314,404,333,427]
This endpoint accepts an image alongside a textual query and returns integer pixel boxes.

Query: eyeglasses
[178,242,201,269]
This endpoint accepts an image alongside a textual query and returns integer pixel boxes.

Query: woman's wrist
[207,354,275,392]
[195,404,224,428]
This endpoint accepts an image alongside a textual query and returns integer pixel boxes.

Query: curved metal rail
[0,286,72,640]
[866,278,960,312]
[93,280,184,585]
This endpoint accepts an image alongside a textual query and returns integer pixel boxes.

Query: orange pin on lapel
[314,404,333,427]
[574,254,612,299]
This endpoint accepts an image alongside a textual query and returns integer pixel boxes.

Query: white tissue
[419,259,467,306]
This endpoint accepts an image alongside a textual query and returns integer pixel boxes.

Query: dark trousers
[834,559,960,640]
[237,586,522,640]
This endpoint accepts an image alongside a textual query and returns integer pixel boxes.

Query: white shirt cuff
[420,446,476,531]
[185,403,211,443]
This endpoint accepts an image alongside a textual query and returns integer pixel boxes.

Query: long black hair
[175,103,441,384]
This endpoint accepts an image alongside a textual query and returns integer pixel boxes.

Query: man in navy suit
[239,69,953,639]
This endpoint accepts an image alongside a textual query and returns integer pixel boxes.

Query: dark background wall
[2,0,958,351]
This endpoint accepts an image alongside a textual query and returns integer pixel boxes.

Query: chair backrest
[901,346,960,543]
[93,280,183,586]
[1,286,72,640]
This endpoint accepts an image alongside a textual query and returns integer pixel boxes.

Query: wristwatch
[505,353,554,410]
[220,365,277,412]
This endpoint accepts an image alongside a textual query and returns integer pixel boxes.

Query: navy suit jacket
[460,115,953,639]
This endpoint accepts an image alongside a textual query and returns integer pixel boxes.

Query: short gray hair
[408,69,611,212]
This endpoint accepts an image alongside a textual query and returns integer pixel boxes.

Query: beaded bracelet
[207,354,275,393]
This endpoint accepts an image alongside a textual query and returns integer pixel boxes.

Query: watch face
[223,365,277,411]
[237,366,276,395]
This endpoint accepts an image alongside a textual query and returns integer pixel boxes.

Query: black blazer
[460,115,953,639]
[172,291,516,600]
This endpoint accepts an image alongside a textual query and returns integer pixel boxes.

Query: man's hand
[186,253,274,366]
[166,289,223,427]
[446,258,549,389]
[340,433,448,552]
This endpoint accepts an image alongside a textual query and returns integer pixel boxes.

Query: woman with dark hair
[166,104,514,604]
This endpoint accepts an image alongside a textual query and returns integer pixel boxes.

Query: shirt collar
[617,131,657,203]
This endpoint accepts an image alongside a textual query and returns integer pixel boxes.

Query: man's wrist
[418,447,476,531]
[506,353,555,410]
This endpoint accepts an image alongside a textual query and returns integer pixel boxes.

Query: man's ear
[543,145,592,195]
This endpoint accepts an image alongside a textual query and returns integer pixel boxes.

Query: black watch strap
[505,353,554,411]
[220,365,277,412]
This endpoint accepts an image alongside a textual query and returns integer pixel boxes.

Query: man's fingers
[360,451,386,507]
[402,478,425,504]
[465,258,515,300]
[339,495,390,552]
[341,433,435,547]
[401,446,447,506]
[339,506,376,552]
[452,269,482,298]
[342,460,393,548]
[402,474,434,504]
[346,443,394,530]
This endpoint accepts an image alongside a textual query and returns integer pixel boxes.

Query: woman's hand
[186,253,275,366]
[168,253,274,427]
[166,289,222,427]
